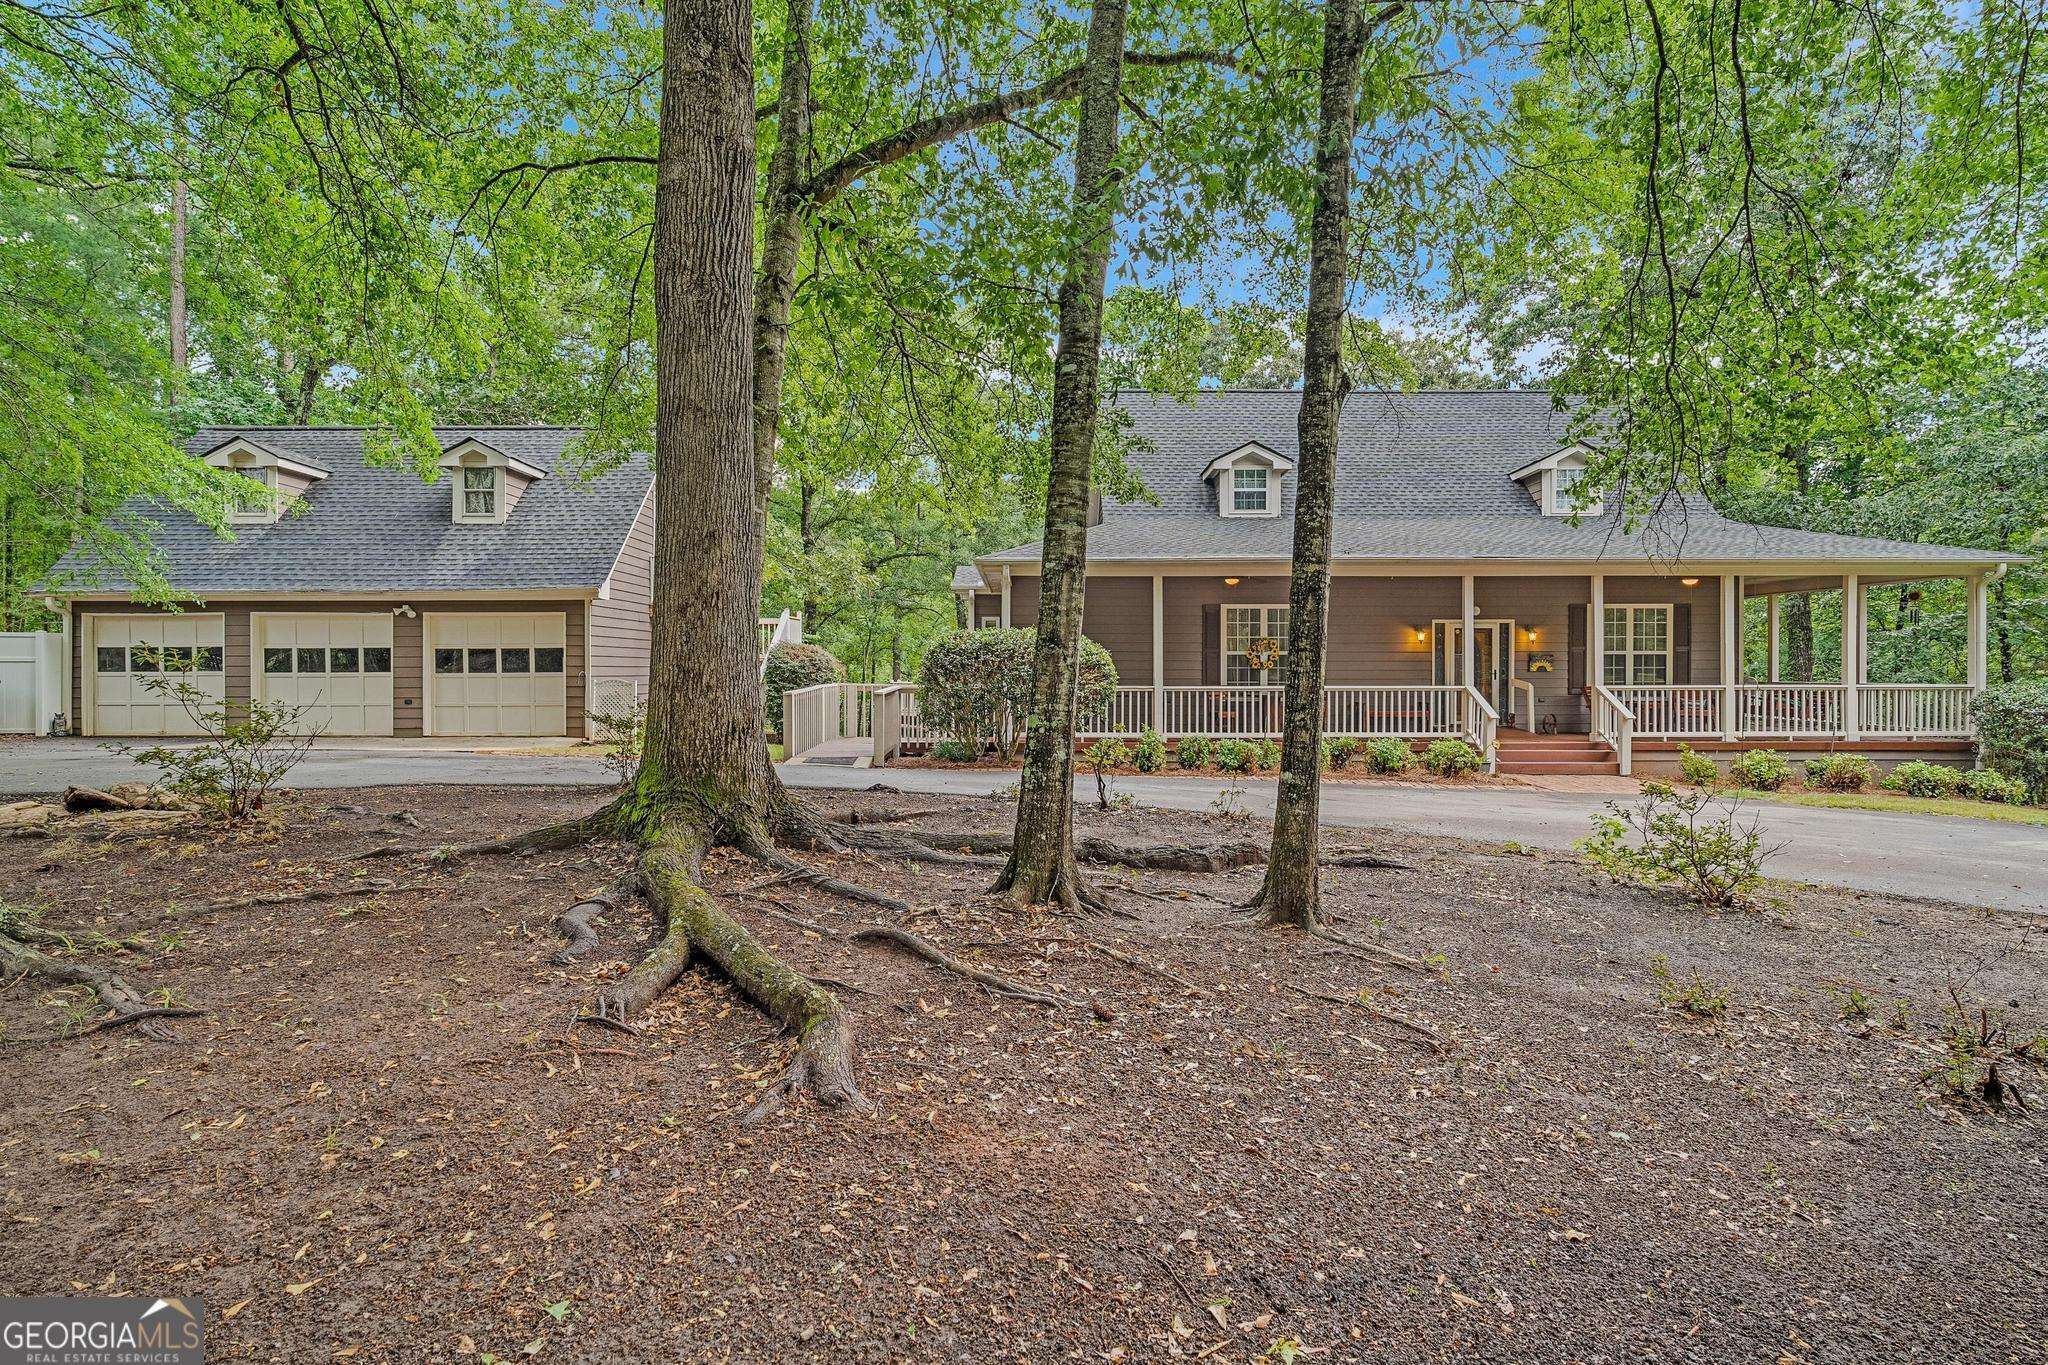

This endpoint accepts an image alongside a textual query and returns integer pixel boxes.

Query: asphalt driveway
[1,739,2040,913]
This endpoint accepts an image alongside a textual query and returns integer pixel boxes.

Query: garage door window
[467,648,498,674]
[97,647,125,673]
[363,647,391,673]
[535,648,564,673]
[296,647,326,673]
[501,647,531,674]
[329,647,360,672]
[435,648,462,674]
[129,646,162,672]
[264,648,292,674]
[195,647,223,671]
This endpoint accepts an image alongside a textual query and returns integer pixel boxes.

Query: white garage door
[256,614,395,736]
[88,615,226,736]
[426,613,567,736]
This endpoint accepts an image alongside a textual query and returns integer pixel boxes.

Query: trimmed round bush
[1363,736,1418,775]
[1131,728,1167,773]
[763,641,843,733]
[1883,759,1965,799]
[930,739,976,764]
[1676,745,1719,786]
[1728,747,1792,791]
[1323,736,1360,770]
[1811,753,1874,792]
[1421,737,1484,777]
[1972,680,2048,803]
[1962,768,2030,804]
[914,628,1116,757]
[1214,739,1255,773]
[1175,735,1213,770]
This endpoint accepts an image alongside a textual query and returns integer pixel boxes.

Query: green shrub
[1972,680,2048,802]
[1883,759,1965,799]
[1083,738,1129,809]
[1323,736,1360,770]
[588,699,647,787]
[1962,768,2030,804]
[1811,753,1873,792]
[914,628,1116,759]
[1676,745,1719,786]
[1728,747,1792,791]
[1131,728,1167,773]
[1175,735,1213,769]
[762,641,843,733]
[1363,736,1418,775]
[1577,783,1771,909]
[1251,739,1282,772]
[930,739,977,764]
[117,674,317,825]
[1421,738,1483,777]
[1214,739,1255,773]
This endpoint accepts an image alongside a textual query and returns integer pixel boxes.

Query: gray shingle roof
[951,564,988,592]
[980,390,2011,568]
[53,427,654,595]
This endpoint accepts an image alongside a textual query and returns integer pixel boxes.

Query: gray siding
[588,489,655,692]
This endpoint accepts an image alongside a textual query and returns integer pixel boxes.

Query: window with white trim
[1231,467,1269,514]
[1545,464,1601,517]
[1602,604,1671,684]
[460,466,500,521]
[228,467,278,523]
[1223,604,1289,684]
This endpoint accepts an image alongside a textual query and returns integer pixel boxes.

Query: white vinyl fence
[0,631,62,735]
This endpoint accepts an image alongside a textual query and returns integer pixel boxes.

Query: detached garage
[426,612,568,737]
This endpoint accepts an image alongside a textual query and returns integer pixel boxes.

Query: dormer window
[199,434,329,526]
[1510,444,1604,518]
[1204,442,1292,518]
[228,467,279,524]
[438,437,545,526]
[460,466,500,522]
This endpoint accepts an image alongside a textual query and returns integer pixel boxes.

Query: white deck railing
[1615,682,1976,740]
[1735,684,1843,736]
[1860,684,1975,737]
[1613,685,1723,737]
[1591,683,1636,776]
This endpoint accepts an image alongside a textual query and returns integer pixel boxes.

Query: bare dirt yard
[0,783,2043,1362]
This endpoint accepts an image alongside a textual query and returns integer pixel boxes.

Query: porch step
[1498,758,1623,776]
[1496,733,1620,777]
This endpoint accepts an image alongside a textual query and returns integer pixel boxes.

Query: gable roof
[52,426,654,596]
[951,564,989,592]
[978,390,2011,570]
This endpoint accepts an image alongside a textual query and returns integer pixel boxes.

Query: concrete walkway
[0,739,2038,913]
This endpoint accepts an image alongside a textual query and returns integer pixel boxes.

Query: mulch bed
[0,784,2043,1362]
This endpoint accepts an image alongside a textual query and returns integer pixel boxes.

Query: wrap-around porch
[938,567,1994,774]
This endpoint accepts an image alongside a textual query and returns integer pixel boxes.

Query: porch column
[1590,572,1605,692]
[1967,572,1989,693]
[1721,573,1740,740]
[1766,593,1780,682]
[1000,566,1012,629]
[1842,572,1861,741]
[1151,573,1165,732]
[1460,574,1477,689]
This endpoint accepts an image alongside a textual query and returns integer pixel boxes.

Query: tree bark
[169,178,188,379]
[751,0,814,518]
[1254,0,1371,930]
[293,357,328,425]
[992,0,1129,910]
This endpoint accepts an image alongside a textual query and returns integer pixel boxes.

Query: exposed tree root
[1312,926,1432,974]
[731,828,911,915]
[553,872,641,966]
[204,878,432,912]
[902,829,1409,874]
[848,926,1088,1011]
[826,826,1005,868]
[343,807,622,864]
[0,932,194,1041]
[1285,982,1442,1046]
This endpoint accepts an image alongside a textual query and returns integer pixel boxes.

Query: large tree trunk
[1254,0,1370,930]
[991,0,1129,910]
[169,178,188,379]
[751,0,814,520]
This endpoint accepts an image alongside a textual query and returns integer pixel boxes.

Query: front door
[1438,620,1514,721]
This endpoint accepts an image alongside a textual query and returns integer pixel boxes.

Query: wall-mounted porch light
[1413,628,1427,643]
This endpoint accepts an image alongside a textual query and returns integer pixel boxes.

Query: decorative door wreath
[1244,637,1284,672]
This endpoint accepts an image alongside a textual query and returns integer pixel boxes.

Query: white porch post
[1000,566,1012,629]
[1590,573,1605,694]
[1967,572,1989,693]
[1151,573,1165,733]
[1843,572,1861,741]
[1766,593,1780,682]
[1460,574,1477,687]
[1721,573,1740,740]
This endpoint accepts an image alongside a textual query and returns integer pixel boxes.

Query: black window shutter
[1201,604,1221,686]
[1567,603,1586,692]
[1672,603,1693,683]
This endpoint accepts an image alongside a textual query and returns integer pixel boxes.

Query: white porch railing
[757,610,803,674]
[1860,684,1975,737]
[1324,685,1465,737]
[1591,683,1636,776]
[783,680,841,757]
[1612,685,1723,737]
[1079,686,1155,736]
[1734,684,1843,736]
[1461,684,1500,772]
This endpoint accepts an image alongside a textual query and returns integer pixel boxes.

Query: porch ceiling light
[1223,577,1240,586]
[1679,577,1700,587]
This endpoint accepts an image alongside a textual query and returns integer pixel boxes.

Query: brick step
[1498,759,1623,776]
[1497,745,1611,759]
